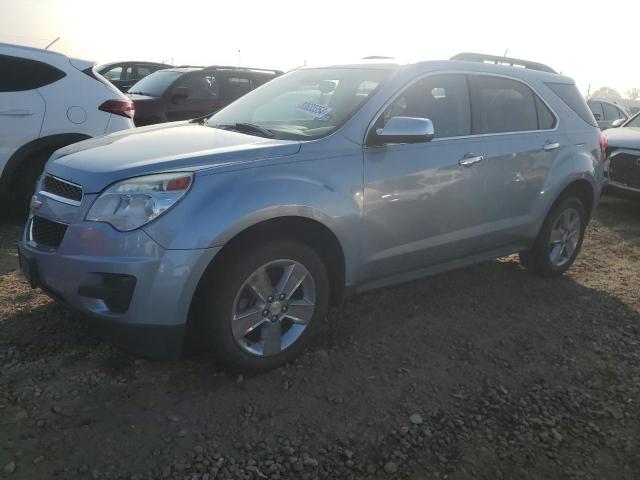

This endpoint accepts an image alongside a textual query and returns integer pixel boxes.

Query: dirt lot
[1,197,639,480]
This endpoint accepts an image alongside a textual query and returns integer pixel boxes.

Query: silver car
[19,53,605,372]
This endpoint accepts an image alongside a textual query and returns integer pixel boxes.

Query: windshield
[626,113,640,128]
[206,68,392,140]
[128,70,183,96]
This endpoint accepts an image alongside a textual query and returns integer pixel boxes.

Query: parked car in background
[97,61,170,92]
[126,65,282,126]
[0,42,134,217]
[19,53,604,372]
[603,112,640,197]
[588,99,630,129]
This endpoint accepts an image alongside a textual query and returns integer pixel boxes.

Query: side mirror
[611,118,625,128]
[593,113,602,121]
[171,86,189,102]
[370,117,434,145]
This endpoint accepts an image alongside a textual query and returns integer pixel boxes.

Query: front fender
[143,157,363,283]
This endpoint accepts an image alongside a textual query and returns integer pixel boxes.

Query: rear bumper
[19,218,220,359]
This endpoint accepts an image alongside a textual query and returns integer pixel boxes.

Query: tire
[519,196,587,277]
[11,150,50,219]
[195,238,330,373]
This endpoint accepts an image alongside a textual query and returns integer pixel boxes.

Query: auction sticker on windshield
[296,102,333,120]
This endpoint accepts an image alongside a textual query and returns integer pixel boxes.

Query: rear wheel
[519,196,587,277]
[196,239,329,373]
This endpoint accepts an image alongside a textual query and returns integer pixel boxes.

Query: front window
[206,68,392,140]
[626,113,640,128]
[128,70,183,97]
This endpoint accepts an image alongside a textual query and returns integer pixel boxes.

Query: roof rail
[202,65,282,74]
[362,56,395,60]
[450,52,556,74]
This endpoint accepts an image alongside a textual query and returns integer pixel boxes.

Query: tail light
[599,132,608,162]
[99,99,135,119]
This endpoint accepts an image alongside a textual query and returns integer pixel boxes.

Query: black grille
[30,216,68,249]
[610,151,640,189]
[43,175,83,202]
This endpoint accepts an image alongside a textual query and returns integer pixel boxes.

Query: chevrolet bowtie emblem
[30,196,42,211]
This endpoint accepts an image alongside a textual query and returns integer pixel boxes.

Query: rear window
[0,54,66,92]
[546,83,597,127]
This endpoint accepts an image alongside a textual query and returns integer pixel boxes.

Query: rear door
[0,54,47,176]
[164,71,222,121]
[467,74,567,251]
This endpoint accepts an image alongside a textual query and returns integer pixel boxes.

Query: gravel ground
[1,196,639,480]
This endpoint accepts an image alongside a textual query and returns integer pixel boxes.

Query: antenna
[45,37,60,50]
[503,48,509,57]
[238,49,241,67]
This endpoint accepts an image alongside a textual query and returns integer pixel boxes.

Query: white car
[0,42,135,216]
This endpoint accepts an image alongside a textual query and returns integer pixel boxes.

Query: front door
[362,73,488,281]
[165,71,222,121]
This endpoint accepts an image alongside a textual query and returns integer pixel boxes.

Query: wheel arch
[198,215,347,307]
[0,133,92,196]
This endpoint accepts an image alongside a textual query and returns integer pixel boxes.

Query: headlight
[86,172,193,231]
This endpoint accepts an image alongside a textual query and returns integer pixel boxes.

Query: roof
[0,41,66,58]
[97,61,171,70]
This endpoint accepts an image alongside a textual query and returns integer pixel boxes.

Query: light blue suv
[19,53,605,372]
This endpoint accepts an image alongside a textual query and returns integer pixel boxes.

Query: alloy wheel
[231,259,316,356]
[548,207,581,267]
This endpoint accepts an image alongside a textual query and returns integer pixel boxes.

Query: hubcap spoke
[284,299,315,324]
[232,307,266,338]
[549,244,563,264]
[276,263,308,299]
[549,229,563,244]
[261,321,282,356]
[247,267,273,303]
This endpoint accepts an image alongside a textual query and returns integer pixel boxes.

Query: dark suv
[126,65,282,126]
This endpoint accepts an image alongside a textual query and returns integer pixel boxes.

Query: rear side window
[536,96,556,130]
[0,54,66,92]
[470,75,540,134]
[380,74,471,138]
[548,83,598,127]
[588,101,603,121]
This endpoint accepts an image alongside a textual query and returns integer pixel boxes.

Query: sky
[0,0,637,98]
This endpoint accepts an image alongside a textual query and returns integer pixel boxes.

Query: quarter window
[470,75,545,134]
[380,74,471,138]
[0,54,66,92]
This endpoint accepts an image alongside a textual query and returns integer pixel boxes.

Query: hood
[48,122,301,193]
[605,127,640,150]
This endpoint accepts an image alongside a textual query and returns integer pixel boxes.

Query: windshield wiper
[128,91,155,96]
[212,122,274,138]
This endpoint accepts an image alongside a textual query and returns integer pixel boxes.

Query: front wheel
[196,239,329,373]
[519,196,587,277]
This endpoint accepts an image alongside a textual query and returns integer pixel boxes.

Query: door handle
[458,154,484,167]
[543,141,561,151]
[0,109,34,116]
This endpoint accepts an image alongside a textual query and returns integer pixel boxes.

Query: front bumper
[19,217,220,359]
